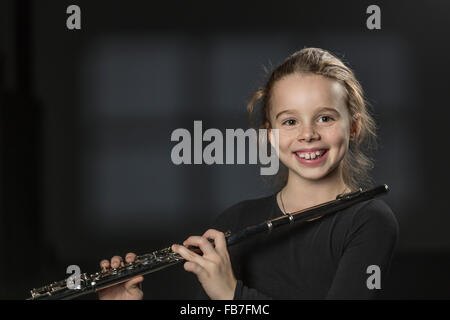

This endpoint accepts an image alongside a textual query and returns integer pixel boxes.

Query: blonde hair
[247,47,378,191]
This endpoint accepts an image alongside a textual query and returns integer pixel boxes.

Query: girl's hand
[97,253,144,300]
[171,229,237,300]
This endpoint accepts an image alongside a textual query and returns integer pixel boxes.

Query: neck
[279,167,350,213]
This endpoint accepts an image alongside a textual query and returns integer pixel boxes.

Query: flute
[27,184,389,300]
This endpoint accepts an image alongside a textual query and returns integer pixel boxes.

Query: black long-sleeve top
[198,193,399,300]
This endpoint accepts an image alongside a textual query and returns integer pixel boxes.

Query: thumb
[125,275,144,291]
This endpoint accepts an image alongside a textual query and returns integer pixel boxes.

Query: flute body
[28,184,389,300]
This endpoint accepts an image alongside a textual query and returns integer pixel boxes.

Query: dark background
[1,0,449,299]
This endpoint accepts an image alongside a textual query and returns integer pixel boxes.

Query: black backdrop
[1,0,450,299]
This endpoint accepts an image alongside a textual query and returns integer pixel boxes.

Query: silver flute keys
[29,246,184,300]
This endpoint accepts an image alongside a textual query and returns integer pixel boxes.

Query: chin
[290,167,330,181]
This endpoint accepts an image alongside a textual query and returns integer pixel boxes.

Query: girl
[98,47,399,300]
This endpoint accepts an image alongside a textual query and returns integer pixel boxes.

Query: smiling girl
[98,47,399,300]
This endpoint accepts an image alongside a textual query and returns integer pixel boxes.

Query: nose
[297,124,319,142]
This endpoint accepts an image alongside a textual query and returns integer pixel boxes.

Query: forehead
[270,74,347,116]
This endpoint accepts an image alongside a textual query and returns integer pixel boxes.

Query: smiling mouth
[294,149,328,160]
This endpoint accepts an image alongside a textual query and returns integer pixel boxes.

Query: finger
[124,276,144,291]
[171,244,207,268]
[100,259,110,271]
[203,229,228,255]
[183,261,206,277]
[110,256,123,268]
[125,252,137,263]
[183,236,216,256]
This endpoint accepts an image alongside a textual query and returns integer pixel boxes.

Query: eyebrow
[275,109,295,119]
[275,107,339,119]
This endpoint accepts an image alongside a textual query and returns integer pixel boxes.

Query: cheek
[324,127,350,150]
[267,130,290,159]
[278,131,296,151]
[273,134,295,163]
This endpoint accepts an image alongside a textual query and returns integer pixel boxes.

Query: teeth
[297,150,326,160]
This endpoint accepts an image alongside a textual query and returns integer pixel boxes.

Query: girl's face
[268,74,356,182]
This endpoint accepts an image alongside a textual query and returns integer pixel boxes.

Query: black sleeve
[326,199,399,299]
[233,280,273,300]
[195,279,274,300]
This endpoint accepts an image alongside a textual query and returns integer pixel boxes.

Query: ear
[350,114,362,141]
